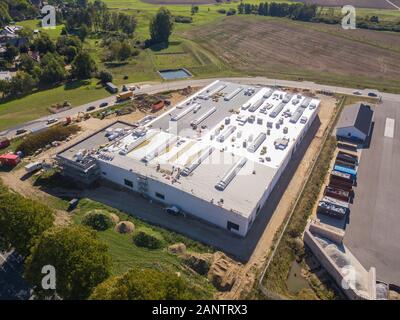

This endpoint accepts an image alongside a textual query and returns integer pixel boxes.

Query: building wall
[336,127,366,142]
[98,160,250,236]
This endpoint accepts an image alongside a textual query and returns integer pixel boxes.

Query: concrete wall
[304,222,376,300]
[97,160,250,236]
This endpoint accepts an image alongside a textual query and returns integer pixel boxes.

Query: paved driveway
[344,100,400,286]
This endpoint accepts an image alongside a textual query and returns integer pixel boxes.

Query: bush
[82,210,114,231]
[174,16,193,23]
[98,70,113,83]
[90,267,196,299]
[16,124,80,156]
[217,9,226,14]
[133,231,163,249]
[226,8,236,16]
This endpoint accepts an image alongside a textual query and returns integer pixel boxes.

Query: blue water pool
[158,68,192,80]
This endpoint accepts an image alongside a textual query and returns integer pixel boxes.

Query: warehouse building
[336,103,373,143]
[57,80,320,236]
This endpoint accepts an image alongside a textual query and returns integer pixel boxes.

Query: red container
[0,153,20,167]
[152,100,164,112]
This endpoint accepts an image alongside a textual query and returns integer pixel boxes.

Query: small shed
[336,103,373,143]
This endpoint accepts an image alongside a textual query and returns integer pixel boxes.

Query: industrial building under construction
[57,80,320,236]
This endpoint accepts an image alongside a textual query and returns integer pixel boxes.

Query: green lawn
[1,1,398,133]
[0,80,110,131]
[16,20,64,40]
[72,198,215,298]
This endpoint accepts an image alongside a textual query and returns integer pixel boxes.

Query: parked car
[353,91,362,95]
[368,92,378,97]
[86,105,96,112]
[164,206,186,217]
[68,198,79,211]
[99,102,109,108]
[47,118,58,125]
[16,129,27,135]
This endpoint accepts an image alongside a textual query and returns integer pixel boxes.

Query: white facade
[60,81,320,237]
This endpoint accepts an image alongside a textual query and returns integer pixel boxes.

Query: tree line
[0,0,38,27]
[238,2,318,22]
[0,180,198,300]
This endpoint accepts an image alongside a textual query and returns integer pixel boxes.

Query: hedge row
[16,124,80,156]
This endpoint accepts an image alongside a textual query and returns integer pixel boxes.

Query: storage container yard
[57,80,320,236]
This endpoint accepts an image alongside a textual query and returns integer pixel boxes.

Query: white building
[336,103,373,143]
[58,81,320,236]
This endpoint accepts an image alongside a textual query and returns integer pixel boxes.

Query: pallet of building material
[324,186,350,202]
[317,199,348,219]
[330,170,354,184]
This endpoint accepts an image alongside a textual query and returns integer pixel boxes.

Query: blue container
[334,165,357,178]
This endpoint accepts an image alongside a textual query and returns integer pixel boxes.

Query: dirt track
[294,0,400,9]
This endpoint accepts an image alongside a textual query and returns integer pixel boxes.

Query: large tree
[24,225,112,300]
[0,193,54,257]
[149,7,174,44]
[90,267,195,300]
[71,51,97,79]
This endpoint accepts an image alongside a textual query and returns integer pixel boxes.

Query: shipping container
[335,159,357,170]
[338,150,358,162]
[116,91,133,102]
[334,165,357,178]
[0,153,20,167]
[152,100,165,112]
[324,186,350,202]
[329,179,353,192]
[317,199,348,219]
[330,170,354,184]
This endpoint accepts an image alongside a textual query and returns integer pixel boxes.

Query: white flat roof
[94,81,320,216]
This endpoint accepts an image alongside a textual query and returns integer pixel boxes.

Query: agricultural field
[181,15,400,92]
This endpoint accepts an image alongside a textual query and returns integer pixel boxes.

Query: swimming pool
[158,68,192,80]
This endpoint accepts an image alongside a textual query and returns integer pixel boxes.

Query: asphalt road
[344,100,400,286]
[1,76,397,139]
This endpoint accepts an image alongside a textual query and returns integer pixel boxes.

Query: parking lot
[344,100,400,286]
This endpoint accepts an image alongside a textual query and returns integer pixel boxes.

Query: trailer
[24,161,43,173]
[335,159,357,170]
[324,186,350,202]
[329,179,353,192]
[116,91,133,102]
[330,170,354,184]
[317,199,348,219]
[334,164,357,179]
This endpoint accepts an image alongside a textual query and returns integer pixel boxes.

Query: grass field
[0,80,109,131]
[1,0,399,132]
[182,15,400,92]
[72,198,215,298]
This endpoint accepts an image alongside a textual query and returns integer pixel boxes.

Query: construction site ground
[0,90,337,299]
